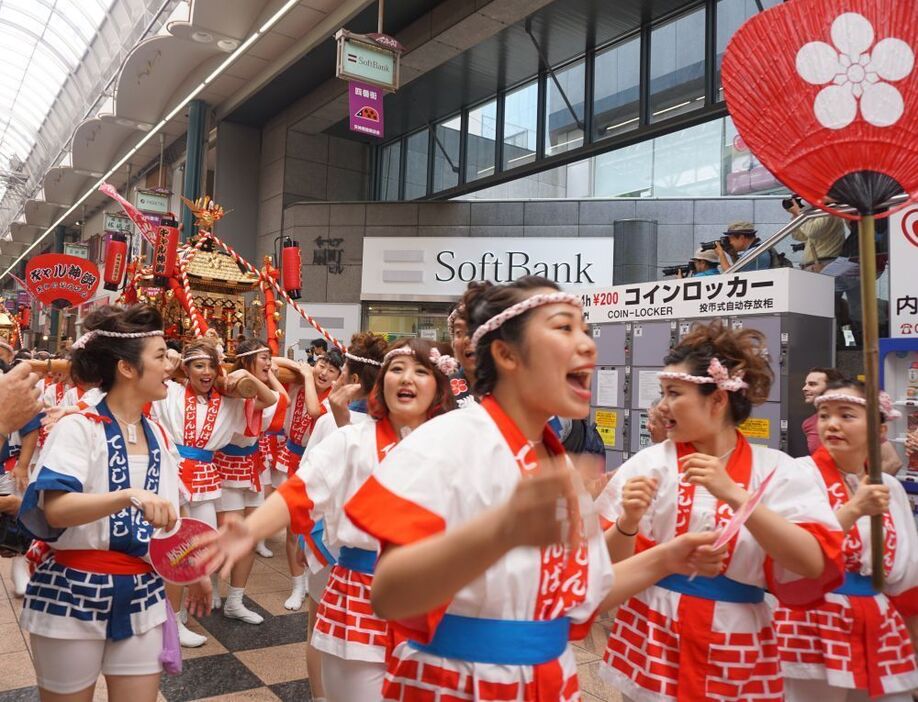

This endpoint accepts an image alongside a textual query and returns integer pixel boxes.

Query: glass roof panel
[0,0,116,203]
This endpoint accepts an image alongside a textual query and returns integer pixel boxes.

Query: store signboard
[348,80,384,138]
[361,237,614,301]
[579,268,833,323]
[64,242,89,259]
[889,205,918,337]
[136,190,169,214]
[104,212,133,235]
[336,31,398,91]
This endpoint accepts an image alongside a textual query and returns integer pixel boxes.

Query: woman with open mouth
[597,321,845,702]
[775,380,918,702]
[211,338,289,627]
[200,336,456,701]
[334,276,725,701]
[447,280,492,409]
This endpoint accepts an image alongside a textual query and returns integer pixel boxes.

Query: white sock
[226,585,244,608]
[284,574,306,610]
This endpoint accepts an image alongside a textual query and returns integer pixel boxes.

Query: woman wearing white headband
[597,321,845,701]
[776,379,918,701]
[447,281,492,409]
[149,337,276,638]
[334,277,722,701]
[17,304,210,701]
[210,338,289,627]
[201,337,456,701]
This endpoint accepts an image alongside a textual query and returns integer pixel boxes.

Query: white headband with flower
[182,352,215,363]
[384,346,459,376]
[814,390,902,420]
[469,292,583,349]
[658,357,749,393]
[234,346,271,359]
[72,329,163,350]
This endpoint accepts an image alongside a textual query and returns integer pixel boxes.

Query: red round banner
[148,517,217,585]
[25,253,100,308]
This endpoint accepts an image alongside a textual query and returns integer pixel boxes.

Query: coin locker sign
[595,409,618,448]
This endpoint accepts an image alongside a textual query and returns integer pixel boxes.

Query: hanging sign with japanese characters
[348,80,384,138]
[889,204,918,337]
[25,253,100,309]
[580,268,833,324]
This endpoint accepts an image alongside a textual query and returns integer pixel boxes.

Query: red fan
[25,254,100,309]
[723,0,918,218]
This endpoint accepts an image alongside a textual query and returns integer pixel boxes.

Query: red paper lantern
[722,0,918,218]
[153,215,179,285]
[103,233,128,291]
[281,237,302,300]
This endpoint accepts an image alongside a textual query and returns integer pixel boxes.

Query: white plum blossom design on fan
[795,12,914,129]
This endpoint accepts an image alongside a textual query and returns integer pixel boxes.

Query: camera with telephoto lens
[700,235,731,252]
[782,195,804,211]
[791,242,806,252]
[662,263,693,277]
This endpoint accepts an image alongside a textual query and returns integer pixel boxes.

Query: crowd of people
[0,275,916,702]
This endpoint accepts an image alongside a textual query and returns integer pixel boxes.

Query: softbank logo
[380,248,596,285]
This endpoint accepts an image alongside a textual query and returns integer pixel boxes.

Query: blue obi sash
[218,443,259,457]
[656,574,765,603]
[337,546,376,574]
[285,439,306,457]
[409,614,570,665]
[834,573,878,597]
[175,445,215,462]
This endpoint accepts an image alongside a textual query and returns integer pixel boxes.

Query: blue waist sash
[409,614,570,665]
[656,574,765,604]
[176,445,215,462]
[834,573,878,597]
[337,546,376,574]
[285,439,306,457]
[218,443,259,457]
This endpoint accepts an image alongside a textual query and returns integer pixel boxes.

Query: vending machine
[879,338,918,517]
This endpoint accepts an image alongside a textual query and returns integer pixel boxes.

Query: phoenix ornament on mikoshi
[180,195,227,232]
[723,0,918,589]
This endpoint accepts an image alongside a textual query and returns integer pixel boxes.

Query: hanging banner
[890,205,918,337]
[349,80,384,138]
[25,254,100,309]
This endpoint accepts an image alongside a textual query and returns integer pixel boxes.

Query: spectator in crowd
[802,367,846,454]
[307,338,327,365]
[715,221,773,272]
[689,248,721,277]
[645,398,668,444]
[787,197,846,272]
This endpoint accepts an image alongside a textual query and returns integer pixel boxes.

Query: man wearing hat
[689,248,721,277]
[716,220,772,272]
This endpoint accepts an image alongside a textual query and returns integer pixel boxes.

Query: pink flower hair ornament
[657,357,749,393]
[383,346,459,376]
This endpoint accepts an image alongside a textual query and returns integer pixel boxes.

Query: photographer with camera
[661,248,721,279]
[714,221,776,272]
[785,195,845,272]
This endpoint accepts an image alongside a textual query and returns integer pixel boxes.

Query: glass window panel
[404,129,429,200]
[502,80,538,170]
[653,119,723,196]
[545,59,585,157]
[432,115,461,192]
[593,36,641,140]
[466,100,497,182]
[379,141,401,201]
[721,116,785,196]
[715,0,781,101]
[593,140,654,198]
[650,8,706,123]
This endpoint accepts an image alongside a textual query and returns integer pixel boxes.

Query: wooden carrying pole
[857,215,884,591]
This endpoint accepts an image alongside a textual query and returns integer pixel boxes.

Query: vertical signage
[889,205,918,337]
[348,80,384,138]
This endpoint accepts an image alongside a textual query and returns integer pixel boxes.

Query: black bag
[768,249,795,269]
[561,419,606,457]
[0,512,30,557]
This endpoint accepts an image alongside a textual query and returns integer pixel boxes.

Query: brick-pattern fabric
[601,595,783,702]
[20,558,166,640]
[312,565,388,663]
[182,460,222,501]
[775,593,918,694]
[214,452,258,489]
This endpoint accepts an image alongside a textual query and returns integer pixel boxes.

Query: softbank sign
[361,237,614,300]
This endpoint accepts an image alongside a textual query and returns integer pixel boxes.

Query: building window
[653,119,723,196]
[432,115,461,192]
[379,141,401,200]
[722,116,784,195]
[502,80,538,170]
[466,99,497,182]
[715,0,782,101]
[593,35,641,140]
[404,129,429,200]
[649,7,706,123]
[593,140,654,198]
[545,58,585,157]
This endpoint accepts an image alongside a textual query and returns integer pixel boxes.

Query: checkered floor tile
[0,536,620,701]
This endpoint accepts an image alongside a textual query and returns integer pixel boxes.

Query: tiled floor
[0,536,622,701]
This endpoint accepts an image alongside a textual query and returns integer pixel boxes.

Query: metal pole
[857,215,884,591]
[158,133,165,189]
[378,0,383,34]
[182,100,208,242]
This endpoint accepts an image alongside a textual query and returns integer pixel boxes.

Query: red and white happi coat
[150,380,250,501]
[278,416,398,663]
[775,447,918,697]
[345,398,615,702]
[596,435,845,702]
[274,385,330,476]
[36,382,69,449]
[215,391,286,492]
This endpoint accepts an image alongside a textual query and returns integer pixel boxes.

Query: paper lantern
[281,238,302,300]
[723,0,918,218]
[153,215,180,285]
[103,233,129,291]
